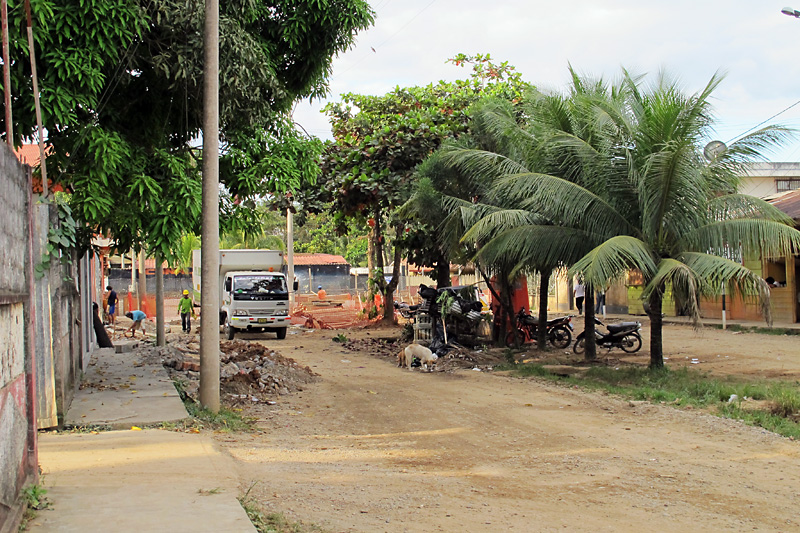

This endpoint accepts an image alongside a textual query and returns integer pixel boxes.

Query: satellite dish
[704,140,727,161]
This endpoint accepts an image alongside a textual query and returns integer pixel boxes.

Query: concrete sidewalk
[29,341,256,533]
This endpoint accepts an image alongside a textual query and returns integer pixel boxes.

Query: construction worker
[125,310,147,338]
[178,289,196,333]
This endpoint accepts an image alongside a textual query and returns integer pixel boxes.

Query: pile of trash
[338,336,502,372]
[142,334,318,403]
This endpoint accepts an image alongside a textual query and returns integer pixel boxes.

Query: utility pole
[138,248,147,311]
[155,255,165,346]
[287,208,294,306]
[24,0,46,195]
[1,0,12,146]
[199,0,220,412]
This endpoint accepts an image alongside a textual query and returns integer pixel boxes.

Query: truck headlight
[233,310,249,316]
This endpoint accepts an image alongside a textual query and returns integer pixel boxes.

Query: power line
[332,0,439,81]
[726,98,800,143]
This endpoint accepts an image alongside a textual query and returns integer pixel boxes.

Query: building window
[775,178,800,193]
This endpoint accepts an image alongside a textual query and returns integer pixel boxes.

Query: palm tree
[464,70,799,368]
[440,78,625,354]
[176,233,201,275]
[569,71,800,367]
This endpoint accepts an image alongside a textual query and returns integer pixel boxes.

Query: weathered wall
[31,202,57,428]
[0,145,36,532]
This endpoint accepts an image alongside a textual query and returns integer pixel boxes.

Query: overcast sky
[292,0,800,161]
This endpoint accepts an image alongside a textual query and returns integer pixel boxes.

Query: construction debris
[139,333,318,404]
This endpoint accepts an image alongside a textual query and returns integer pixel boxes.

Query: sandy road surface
[217,325,800,532]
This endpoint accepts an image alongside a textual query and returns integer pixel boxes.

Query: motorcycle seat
[607,322,639,333]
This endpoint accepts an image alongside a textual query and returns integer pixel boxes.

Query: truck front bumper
[230,316,290,329]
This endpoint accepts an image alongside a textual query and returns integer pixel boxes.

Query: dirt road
[218,325,800,532]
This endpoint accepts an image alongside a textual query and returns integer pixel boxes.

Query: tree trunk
[501,274,516,347]
[367,225,375,304]
[436,251,451,288]
[647,292,664,368]
[583,287,596,361]
[477,266,517,346]
[382,233,402,324]
[372,210,386,303]
[536,270,550,350]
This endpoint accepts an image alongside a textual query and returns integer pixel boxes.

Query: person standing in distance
[574,282,585,315]
[178,289,196,333]
[105,285,118,326]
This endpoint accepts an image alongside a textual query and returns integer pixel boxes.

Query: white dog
[399,343,438,371]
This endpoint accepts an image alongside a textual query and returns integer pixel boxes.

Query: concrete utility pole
[199,0,220,412]
[138,248,147,311]
[287,209,294,306]
[155,255,165,346]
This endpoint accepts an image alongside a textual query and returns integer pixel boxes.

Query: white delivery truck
[192,249,296,340]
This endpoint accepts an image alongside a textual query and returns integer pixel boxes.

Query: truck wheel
[225,321,235,340]
[276,327,287,340]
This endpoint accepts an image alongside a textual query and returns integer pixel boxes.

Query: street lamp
[782,6,800,18]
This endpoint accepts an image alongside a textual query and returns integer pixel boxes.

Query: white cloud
[292,0,800,160]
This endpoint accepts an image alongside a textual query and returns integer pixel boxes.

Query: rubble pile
[144,334,318,403]
[339,336,503,372]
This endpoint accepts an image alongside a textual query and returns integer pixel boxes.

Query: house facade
[539,163,800,323]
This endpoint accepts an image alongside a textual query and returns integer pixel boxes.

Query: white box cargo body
[193,249,292,339]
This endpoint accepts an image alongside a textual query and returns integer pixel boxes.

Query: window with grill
[775,178,800,193]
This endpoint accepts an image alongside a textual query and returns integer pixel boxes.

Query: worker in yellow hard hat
[178,289,196,333]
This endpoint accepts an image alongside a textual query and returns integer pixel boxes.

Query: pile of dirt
[139,333,318,404]
[338,336,506,371]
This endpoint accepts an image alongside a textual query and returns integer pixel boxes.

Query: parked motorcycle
[573,318,642,354]
[506,308,574,349]
[393,301,420,319]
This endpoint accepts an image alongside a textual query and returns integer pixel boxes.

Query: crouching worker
[125,309,147,338]
[178,289,196,333]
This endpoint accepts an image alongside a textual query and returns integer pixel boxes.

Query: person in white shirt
[574,283,585,315]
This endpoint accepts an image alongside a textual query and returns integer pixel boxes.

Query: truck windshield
[233,275,287,294]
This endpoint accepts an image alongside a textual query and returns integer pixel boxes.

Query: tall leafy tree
[306,55,527,322]
[440,81,621,353]
[449,69,800,367]
[6,0,373,262]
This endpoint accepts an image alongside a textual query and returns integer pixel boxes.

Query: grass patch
[709,324,799,336]
[18,484,49,531]
[506,363,800,438]
[239,498,325,533]
[168,379,255,432]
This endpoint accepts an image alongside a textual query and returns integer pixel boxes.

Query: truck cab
[222,271,291,339]
[193,249,295,340]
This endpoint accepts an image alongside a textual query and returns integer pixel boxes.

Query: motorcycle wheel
[506,328,526,347]
[549,325,572,349]
[620,333,642,353]
[573,335,586,355]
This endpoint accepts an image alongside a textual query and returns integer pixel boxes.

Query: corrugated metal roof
[768,189,800,221]
[15,144,43,166]
[292,253,349,266]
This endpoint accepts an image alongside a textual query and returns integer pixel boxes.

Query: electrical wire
[726,98,800,144]
[331,0,439,81]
